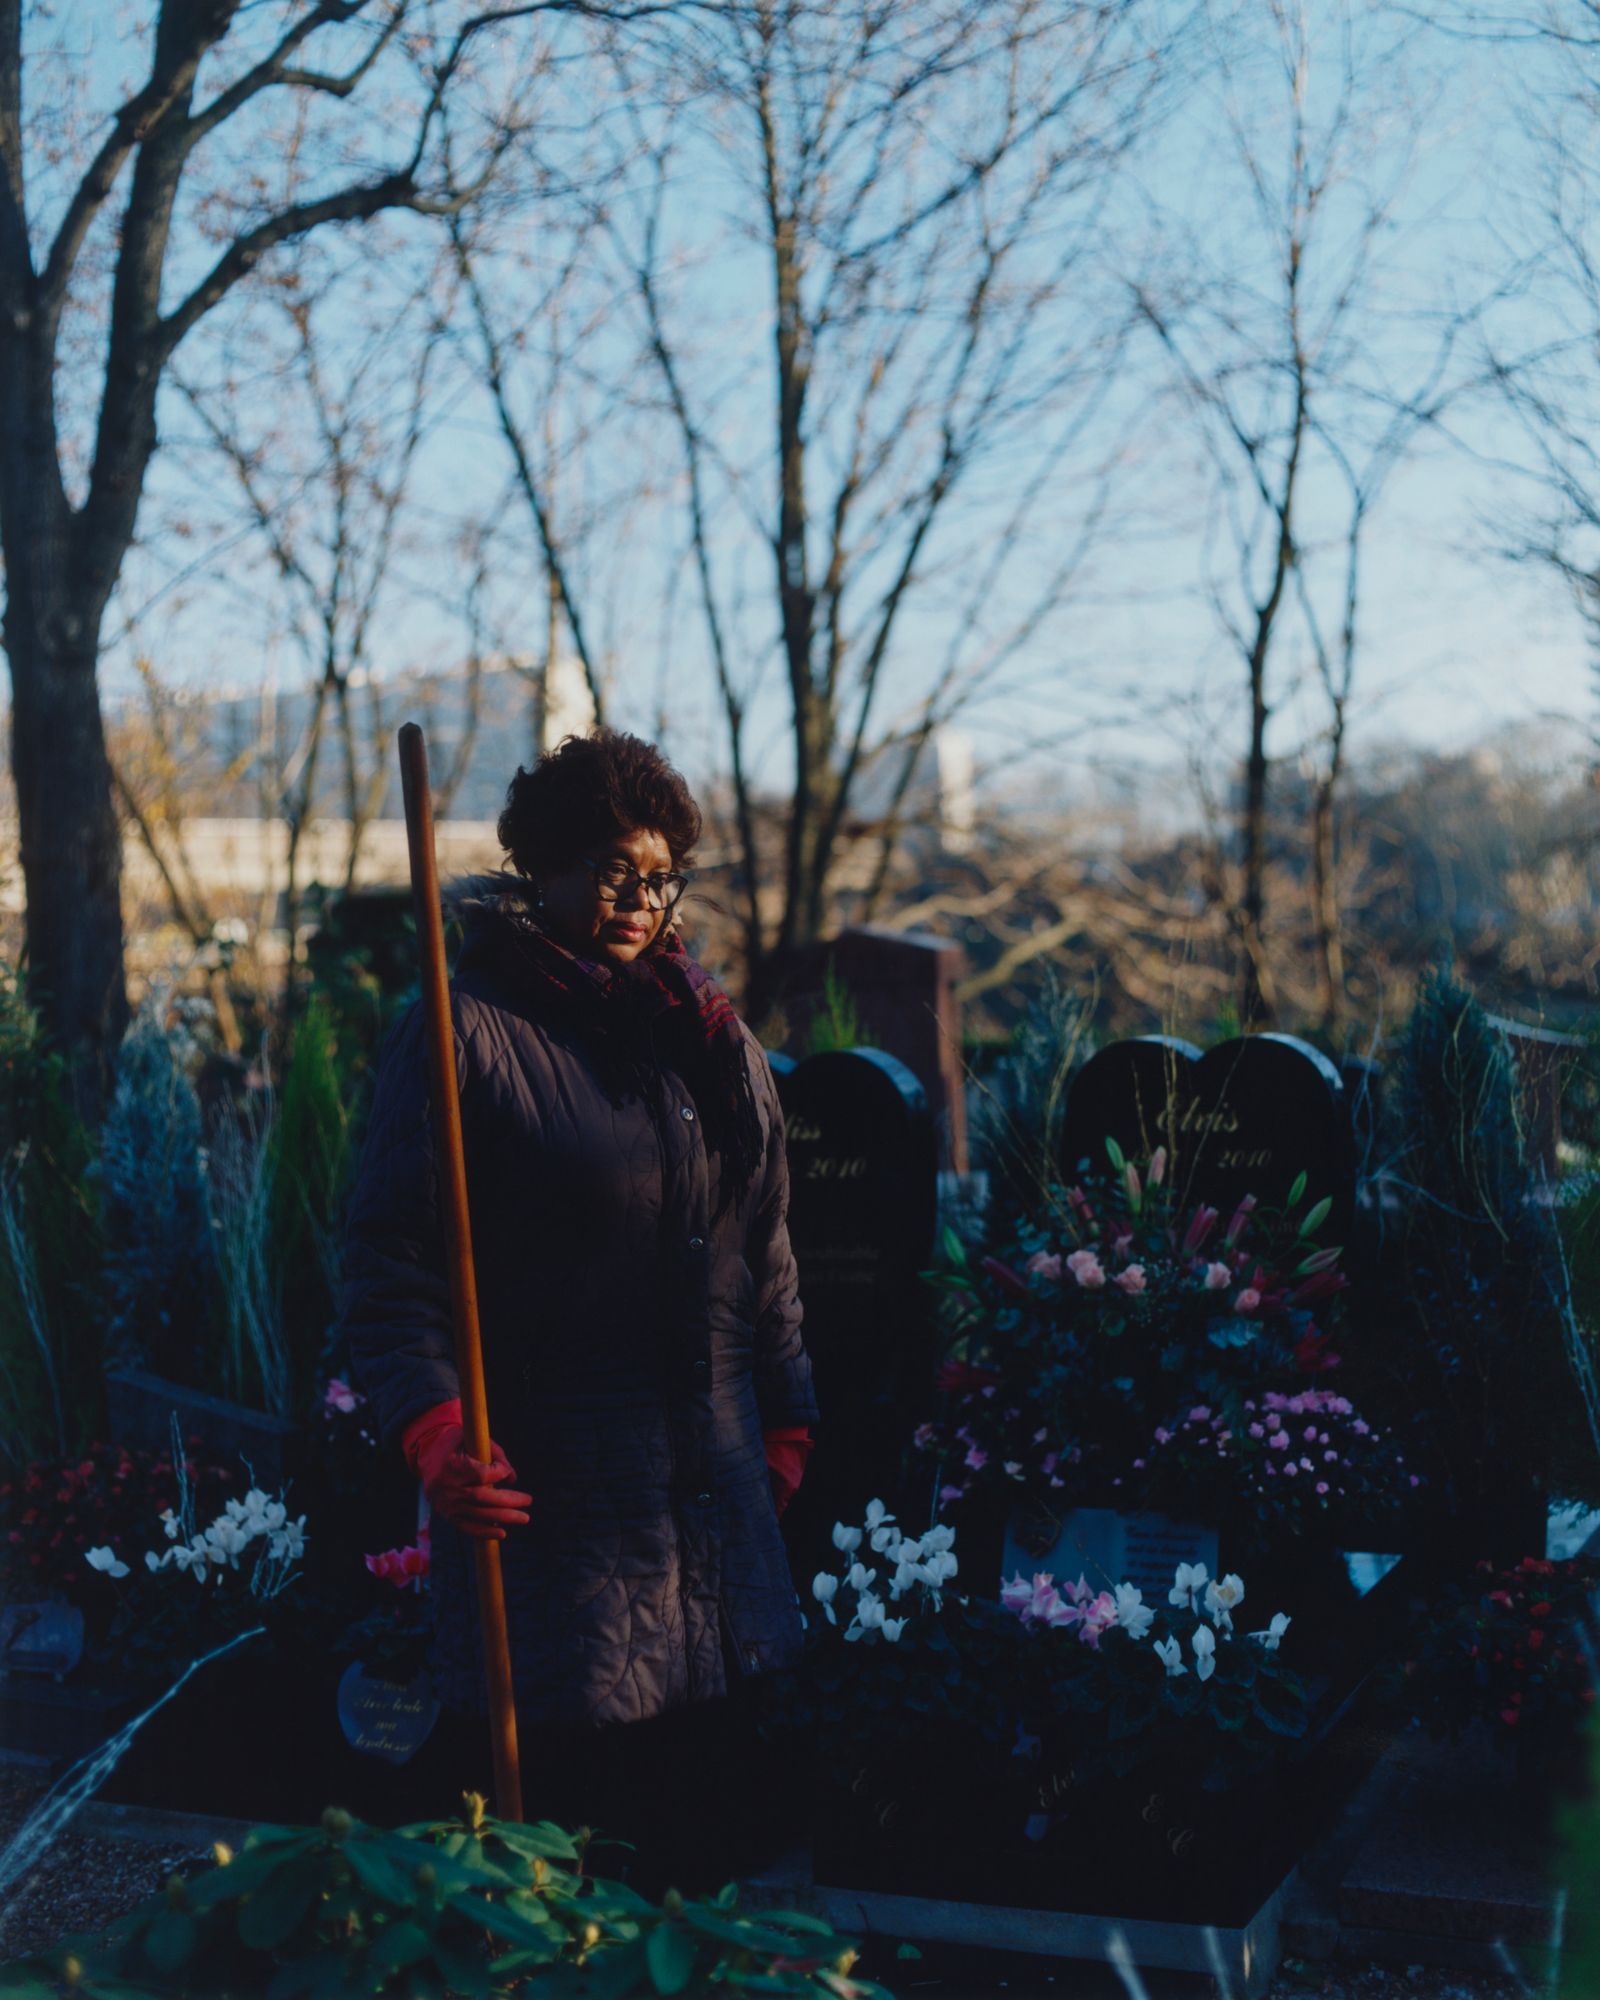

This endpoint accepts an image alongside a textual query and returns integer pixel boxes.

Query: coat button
[696,1490,713,1506]
[692,1358,709,1374]
[680,1104,696,1121]
[688,1235,704,1251]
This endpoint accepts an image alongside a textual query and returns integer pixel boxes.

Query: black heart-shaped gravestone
[776,1046,936,1579]
[337,1660,441,1766]
[1061,1034,1353,1239]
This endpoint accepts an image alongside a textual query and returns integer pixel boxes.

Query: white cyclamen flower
[921,1549,959,1586]
[855,1592,887,1631]
[1153,1637,1187,1677]
[203,1517,251,1567]
[1192,1625,1216,1682]
[85,1546,129,1578]
[881,1617,908,1643]
[268,1515,306,1562]
[846,1562,877,1595]
[159,1508,180,1542]
[1169,1561,1209,1611]
[1254,1611,1291,1651]
[170,1542,208,1583]
[920,1524,956,1555]
[890,1560,920,1599]
[1204,1573,1246,1631]
[144,1549,167,1573]
[864,1499,896,1533]
[1113,1583,1154,1641]
[831,1522,863,1554]
[896,1536,923,1563]
[869,1523,902,1555]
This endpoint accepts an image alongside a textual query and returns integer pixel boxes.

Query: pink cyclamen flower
[365,1541,429,1587]
[964,1444,989,1472]
[1235,1287,1261,1313]
[1316,1481,1330,1495]
[1114,1264,1148,1295]
[1204,1262,1231,1290]
[1249,1423,1265,1439]
[324,1378,362,1414]
[1153,1427,1172,1446]
[913,1422,937,1449]
[1269,1432,1289,1451]
[939,1483,965,1505]
[1188,1405,1212,1423]
[1066,1250,1106,1289]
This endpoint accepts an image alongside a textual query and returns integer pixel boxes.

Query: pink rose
[1204,1262,1231,1290]
[1066,1250,1106,1289]
[1235,1287,1261,1313]
[1027,1250,1063,1281]
[1114,1264,1147,1295]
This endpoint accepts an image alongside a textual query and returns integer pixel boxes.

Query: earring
[533,884,546,913]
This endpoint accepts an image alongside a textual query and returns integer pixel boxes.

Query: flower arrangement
[1396,1555,1600,1757]
[917,1142,1410,1534]
[1128,1390,1418,1525]
[83,1457,306,1600]
[0,1438,233,1608]
[809,1500,958,1643]
[1001,1559,1309,1787]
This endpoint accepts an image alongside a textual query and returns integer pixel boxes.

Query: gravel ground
[0,1762,1537,1996]
[0,1763,219,1964]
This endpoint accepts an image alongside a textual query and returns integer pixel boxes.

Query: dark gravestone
[780,929,969,1172]
[776,1049,936,1580]
[0,1600,85,1677]
[1062,1034,1354,1241]
[336,1661,441,1766]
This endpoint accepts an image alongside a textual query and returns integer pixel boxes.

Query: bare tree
[173,243,454,1001]
[1132,0,1473,1030]
[0,0,658,1111]
[564,0,1182,1019]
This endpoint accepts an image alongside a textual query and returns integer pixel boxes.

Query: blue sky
[32,2,1594,815]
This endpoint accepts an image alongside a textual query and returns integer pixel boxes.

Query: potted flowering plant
[1392,1554,1600,1788]
[779,1498,1327,1922]
[917,1142,1409,1552]
[994,1557,1323,1923]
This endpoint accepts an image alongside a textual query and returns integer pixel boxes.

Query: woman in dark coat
[339,727,816,1882]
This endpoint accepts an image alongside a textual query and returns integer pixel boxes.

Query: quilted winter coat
[339,887,819,1727]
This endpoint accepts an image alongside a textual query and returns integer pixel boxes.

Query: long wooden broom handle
[397,721,523,1824]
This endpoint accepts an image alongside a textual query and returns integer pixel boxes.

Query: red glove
[764,1426,812,1518]
[400,1399,532,1542]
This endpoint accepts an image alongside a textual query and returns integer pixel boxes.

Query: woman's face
[535,824,676,966]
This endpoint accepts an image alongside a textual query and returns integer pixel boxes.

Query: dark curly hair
[497,727,702,879]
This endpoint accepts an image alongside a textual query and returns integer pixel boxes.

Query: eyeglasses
[581,854,690,910]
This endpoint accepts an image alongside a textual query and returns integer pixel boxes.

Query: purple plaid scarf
[460,874,764,1223]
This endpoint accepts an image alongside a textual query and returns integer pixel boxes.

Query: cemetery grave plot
[755,1017,1597,1990]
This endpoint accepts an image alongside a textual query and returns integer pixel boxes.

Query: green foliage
[97,995,215,1388]
[269,995,352,1421]
[1557,1721,1600,1996]
[964,967,1092,1240]
[0,1796,890,1999]
[803,957,862,1058]
[0,964,102,1464]
[1378,956,1593,1516]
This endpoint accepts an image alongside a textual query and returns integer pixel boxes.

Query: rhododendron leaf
[1287,1170,1308,1209]
[648,1919,699,1994]
[941,1225,969,1269]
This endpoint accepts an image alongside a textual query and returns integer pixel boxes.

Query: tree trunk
[6,590,129,1119]
[1310,770,1346,1036]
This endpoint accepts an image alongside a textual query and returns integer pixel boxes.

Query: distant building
[840,726,976,857]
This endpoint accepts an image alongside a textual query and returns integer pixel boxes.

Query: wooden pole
[397,720,523,1822]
